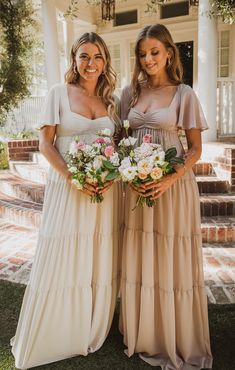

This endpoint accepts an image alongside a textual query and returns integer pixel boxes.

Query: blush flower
[143,134,152,143]
[104,145,114,157]
[137,159,153,175]
[95,138,105,144]
[150,167,163,180]
[138,172,148,180]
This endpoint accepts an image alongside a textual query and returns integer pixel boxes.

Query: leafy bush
[0,0,37,126]
[0,141,9,169]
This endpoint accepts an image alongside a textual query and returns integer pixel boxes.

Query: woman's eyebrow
[139,47,160,52]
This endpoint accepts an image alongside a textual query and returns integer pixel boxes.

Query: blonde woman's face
[75,42,105,81]
[138,37,170,76]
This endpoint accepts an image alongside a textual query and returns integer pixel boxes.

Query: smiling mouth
[145,64,156,69]
[85,69,97,73]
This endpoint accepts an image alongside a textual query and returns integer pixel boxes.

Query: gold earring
[167,58,172,67]
[73,65,77,74]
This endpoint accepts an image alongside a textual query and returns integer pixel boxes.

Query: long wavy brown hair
[131,24,183,107]
[65,32,120,126]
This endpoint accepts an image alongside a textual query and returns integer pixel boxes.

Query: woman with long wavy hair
[119,24,212,370]
[11,32,123,369]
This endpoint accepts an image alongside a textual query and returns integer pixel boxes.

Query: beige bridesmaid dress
[11,83,123,369]
[119,84,213,370]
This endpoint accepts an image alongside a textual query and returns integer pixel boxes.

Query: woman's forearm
[39,141,71,180]
[172,147,201,180]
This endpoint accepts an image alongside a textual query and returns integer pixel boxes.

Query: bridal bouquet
[118,121,184,208]
[67,128,120,203]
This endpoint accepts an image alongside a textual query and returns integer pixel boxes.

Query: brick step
[201,216,235,243]
[9,161,48,184]
[193,161,214,176]
[0,191,42,228]
[200,194,235,217]
[0,171,44,204]
[0,218,37,283]
[196,176,229,194]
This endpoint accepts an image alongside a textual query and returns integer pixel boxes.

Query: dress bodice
[121,83,208,155]
[39,83,115,156]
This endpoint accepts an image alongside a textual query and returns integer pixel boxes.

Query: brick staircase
[0,142,235,303]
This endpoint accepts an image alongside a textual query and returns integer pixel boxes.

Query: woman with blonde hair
[119,24,212,370]
[11,32,123,369]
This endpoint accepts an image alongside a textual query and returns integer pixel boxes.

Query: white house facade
[9,0,234,142]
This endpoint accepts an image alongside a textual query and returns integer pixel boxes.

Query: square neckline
[64,84,110,121]
[131,84,181,116]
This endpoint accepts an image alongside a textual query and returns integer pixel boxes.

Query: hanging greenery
[210,0,235,24]
[0,0,36,126]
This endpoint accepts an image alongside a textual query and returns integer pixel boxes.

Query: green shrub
[0,141,9,169]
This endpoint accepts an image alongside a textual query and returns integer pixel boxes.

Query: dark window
[161,1,189,19]
[114,10,138,26]
[176,41,194,87]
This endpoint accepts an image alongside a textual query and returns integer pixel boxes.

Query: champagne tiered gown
[119,84,213,370]
[11,83,123,369]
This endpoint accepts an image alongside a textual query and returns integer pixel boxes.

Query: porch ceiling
[55,0,96,24]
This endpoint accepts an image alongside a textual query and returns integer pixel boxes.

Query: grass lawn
[0,280,234,370]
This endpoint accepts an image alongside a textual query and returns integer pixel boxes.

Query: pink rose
[143,134,152,143]
[95,138,105,144]
[104,145,114,157]
[77,142,86,150]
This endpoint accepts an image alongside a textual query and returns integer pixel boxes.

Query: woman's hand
[96,180,114,194]
[142,174,177,200]
[129,182,147,196]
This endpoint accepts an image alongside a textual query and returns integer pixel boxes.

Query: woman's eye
[80,55,88,60]
[139,54,146,58]
[152,51,159,56]
[95,55,103,60]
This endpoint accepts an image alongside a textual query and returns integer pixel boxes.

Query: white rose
[101,128,111,136]
[69,141,78,155]
[119,157,132,171]
[121,166,138,181]
[84,144,93,154]
[119,137,137,147]
[137,159,153,175]
[153,150,165,161]
[69,166,77,173]
[93,157,103,170]
[110,152,120,166]
[123,120,130,129]
[139,143,153,158]
[155,160,166,167]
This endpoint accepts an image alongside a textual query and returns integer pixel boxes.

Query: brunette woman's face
[75,42,105,81]
[138,37,170,76]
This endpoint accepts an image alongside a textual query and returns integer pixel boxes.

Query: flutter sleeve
[120,85,133,121]
[38,84,61,129]
[177,84,208,131]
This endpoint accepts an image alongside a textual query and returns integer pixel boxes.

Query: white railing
[217,78,235,137]
[3,96,46,133]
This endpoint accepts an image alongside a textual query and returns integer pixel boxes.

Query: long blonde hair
[131,24,183,106]
[65,32,120,126]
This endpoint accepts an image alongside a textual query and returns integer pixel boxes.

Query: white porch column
[62,20,74,67]
[41,0,61,89]
[198,0,217,142]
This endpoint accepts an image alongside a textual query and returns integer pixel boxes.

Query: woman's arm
[39,125,71,181]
